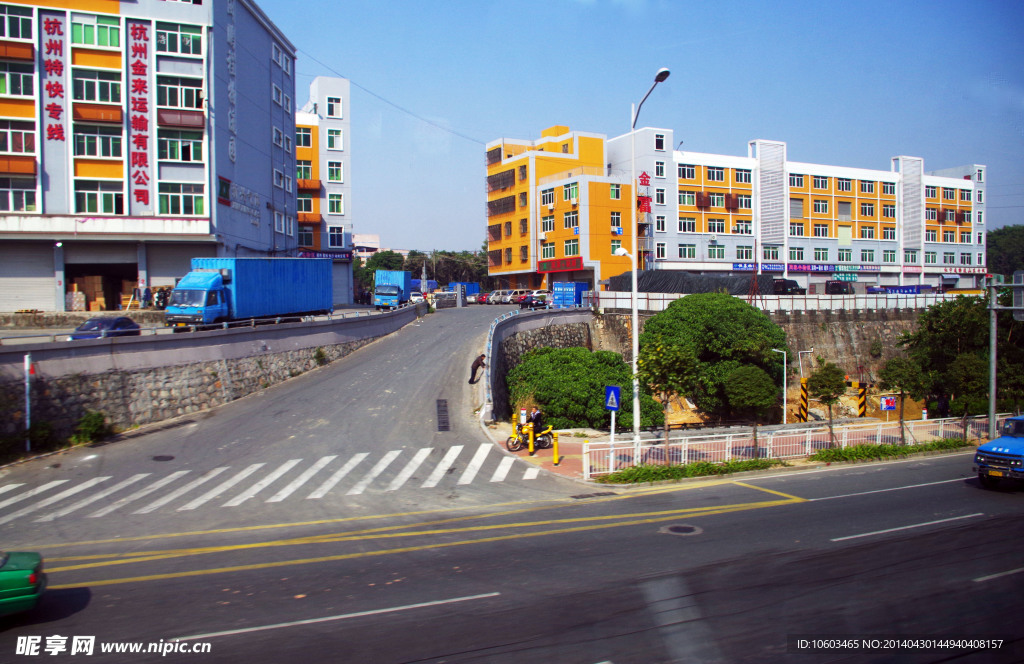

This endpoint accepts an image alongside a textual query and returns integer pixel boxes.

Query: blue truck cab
[165,270,228,326]
[373,270,412,310]
[973,416,1024,489]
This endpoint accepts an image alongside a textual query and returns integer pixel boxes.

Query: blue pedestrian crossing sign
[605,386,621,411]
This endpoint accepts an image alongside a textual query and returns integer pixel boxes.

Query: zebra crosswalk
[0,444,541,526]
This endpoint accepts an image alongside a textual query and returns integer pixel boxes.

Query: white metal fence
[589,290,977,313]
[582,415,1001,480]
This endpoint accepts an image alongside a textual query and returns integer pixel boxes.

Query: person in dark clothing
[469,354,486,384]
[528,406,544,433]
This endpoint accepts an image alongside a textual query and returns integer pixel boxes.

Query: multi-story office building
[295,76,353,304]
[486,125,986,293]
[0,0,299,312]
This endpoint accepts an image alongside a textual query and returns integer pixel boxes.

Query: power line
[296,50,485,146]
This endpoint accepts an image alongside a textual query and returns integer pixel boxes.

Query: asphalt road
[1,305,1022,663]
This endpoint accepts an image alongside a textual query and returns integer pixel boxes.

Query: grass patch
[596,458,785,484]
[808,437,974,463]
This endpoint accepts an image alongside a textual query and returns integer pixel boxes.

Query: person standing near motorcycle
[528,406,544,434]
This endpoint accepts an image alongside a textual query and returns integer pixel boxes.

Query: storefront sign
[732,262,756,271]
[41,14,66,143]
[127,20,152,211]
[903,265,923,273]
[832,273,858,282]
[299,250,352,260]
[217,176,261,223]
[761,263,785,272]
[788,264,835,273]
[942,267,986,274]
[538,257,583,273]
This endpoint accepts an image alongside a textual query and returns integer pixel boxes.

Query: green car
[0,551,46,616]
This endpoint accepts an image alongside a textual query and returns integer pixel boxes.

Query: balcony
[0,155,36,175]
[73,103,122,124]
[487,195,515,217]
[297,212,322,223]
[157,108,204,129]
[0,40,33,61]
[297,178,321,191]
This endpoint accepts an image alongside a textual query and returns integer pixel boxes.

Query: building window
[296,193,312,212]
[678,244,695,258]
[0,120,34,154]
[883,181,896,195]
[327,161,343,182]
[610,239,622,254]
[541,188,554,206]
[73,125,122,158]
[960,189,971,202]
[861,249,875,262]
[71,15,120,47]
[656,242,667,259]
[836,178,852,192]
[274,211,285,233]
[326,96,342,118]
[157,129,202,162]
[813,199,828,214]
[943,230,955,242]
[943,187,955,200]
[296,127,311,147]
[542,241,555,259]
[156,22,202,55]
[541,215,554,233]
[74,180,123,214]
[520,245,529,261]
[977,233,984,245]
[735,169,751,184]
[610,183,620,199]
[708,245,724,259]
[678,164,695,179]
[158,182,203,215]
[978,210,983,224]
[813,223,829,237]
[925,229,937,242]
[789,246,804,261]
[945,209,956,222]
[813,175,829,189]
[960,232,971,244]
[563,182,578,201]
[860,202,874,217]
[655,161,665,178]
[925,208,937,221]
[860,180,874,194]
[707,167,724,182]
[610,211,621,228]
[328,193,344,214]
[925,251,937,264]
[882,204,895,218]
[0,5,32,40]
[564,239,579,256]
[790,222,805,237]
[678,217,695,233]
[520,218,528,234]
[72,69,121,103]
[963,211,972,223]
[814,247,829,261]
[327,128,343,150]
[738,194,752,209]
[0,177,36,212]
[272,127,283,146]
[679,191,695,206]
[563,210,578,229]
[327,226,345,247]
[838,201,852,221]
[736,245,752,260]
[790,198,804,219]
[709,192,724,207]
[943,252,955,264]
[156,76,202,109]
[904,249,918,263]
[273,169,284,188]
[883,250,896,263]
[882,226,896,240]
[655,215,666,232]
[763,245,779,261]
[272,84,283,106]
[789,174,804,188]
[734,221,751,234]
[860,226,875,239]
[960,253,972,266]
[655,188,665,205]
[925,185,937,198]
[707,219,725,234]
[296,160,312,180]
[838,248,852,262]
[298,226,313,247]
[654,133,665,150]
[504,247,512,264]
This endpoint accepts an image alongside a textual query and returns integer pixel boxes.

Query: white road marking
[0,484,25,498]
[347,450,401,495]
[0,478,109,525]
[174,592,501,641]
[522,466,540,480]
[421,445,463,488]
[387,448,432,491]
[0,481,69,511]
[809,478,964,501]
[179,464,265,510]
[134,468,229,514]
[307,453,367,499]
[223,459,301,506]
[490,456,515,482]
[831,513,984,542]
[36,473,150,522]
[90,471,191,517]
[974,567,1024,583]
[267,456,336,502]
[457,443,491,485]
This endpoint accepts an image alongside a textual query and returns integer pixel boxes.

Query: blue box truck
[165,257,333,328]
[374,270,413,309]
[448,282,481,296]
[552,281,588,308]
[974,415,1024,489]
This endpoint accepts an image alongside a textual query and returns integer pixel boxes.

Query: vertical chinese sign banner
[39,12,67,211]
[127,20,153,215]
[636,171,652,270]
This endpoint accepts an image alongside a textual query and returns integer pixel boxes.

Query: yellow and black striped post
[857,383,867,417]
[799,378,808,422]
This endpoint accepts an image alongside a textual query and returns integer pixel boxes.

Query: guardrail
[591,290,978,313]
[582,414,1002,480]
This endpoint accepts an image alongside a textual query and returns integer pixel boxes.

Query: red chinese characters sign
[538,257,583,273]
[127,21,152,211]
[42,16,66,142]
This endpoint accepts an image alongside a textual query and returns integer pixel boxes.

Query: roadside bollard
[527,423,535,456]
[552,431,560,466]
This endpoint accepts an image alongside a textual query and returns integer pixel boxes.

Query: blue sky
[257,0,1024,252]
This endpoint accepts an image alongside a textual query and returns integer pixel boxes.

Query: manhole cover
[659,524,703,536]
[152,455,175,462]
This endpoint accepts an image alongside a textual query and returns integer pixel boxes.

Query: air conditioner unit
[539,232,547,240]
[571,198,578,206]
[709,235,717,243]
[547,203,554,211]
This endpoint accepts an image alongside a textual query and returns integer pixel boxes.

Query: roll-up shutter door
[331,262,352,306]
[0,243,54,311]
[63,243,137,264]
[147,244,212,286]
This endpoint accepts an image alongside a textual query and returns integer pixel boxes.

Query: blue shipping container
[551,281,588,308]
[185,257,332,321]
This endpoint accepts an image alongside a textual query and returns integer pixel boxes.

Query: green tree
[637,335,698,448]
[639,292,787,419]
[807,361,847,447]
[877,356,927,445]
[986,225,1024,278]
[365,250,405,273]
[507,347,663,430]
[723,365,778,422]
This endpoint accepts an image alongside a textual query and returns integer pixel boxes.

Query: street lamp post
[626,67,670,444]
[772,348,787,425]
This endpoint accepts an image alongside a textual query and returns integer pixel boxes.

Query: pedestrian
[528,406,545,434]
[468,353,486,384]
